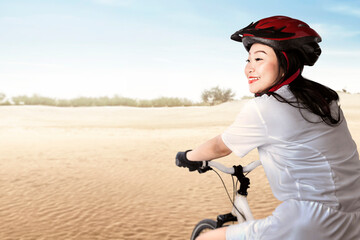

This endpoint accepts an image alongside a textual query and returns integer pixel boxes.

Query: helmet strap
[282,51,289,72]
[268,68,300,93]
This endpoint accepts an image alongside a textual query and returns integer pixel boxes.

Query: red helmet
[231,16,322,66]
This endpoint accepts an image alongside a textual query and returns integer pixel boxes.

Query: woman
[176,16,360,239]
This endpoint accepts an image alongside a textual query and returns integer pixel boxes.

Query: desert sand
[0,92,359,240]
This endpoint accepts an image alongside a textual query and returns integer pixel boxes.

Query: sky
[1,0,360,102]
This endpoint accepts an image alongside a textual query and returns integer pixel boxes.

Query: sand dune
[0,92,359,239]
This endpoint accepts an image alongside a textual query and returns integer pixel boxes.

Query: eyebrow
[250,50,267,55]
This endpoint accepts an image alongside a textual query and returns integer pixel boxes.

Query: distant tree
[0,93,5,101]
[201,86,235,105]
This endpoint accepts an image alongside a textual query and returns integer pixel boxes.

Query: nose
[245,62,254,75]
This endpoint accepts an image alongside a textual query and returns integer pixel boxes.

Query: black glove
[175,150,203,172]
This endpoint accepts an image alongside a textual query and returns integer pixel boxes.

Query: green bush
[0,93,11,105]
[0,93,5,101]
[12,94,57,105]
[4,94,198,107]
[201,86,235,105]
[1,86,239,107]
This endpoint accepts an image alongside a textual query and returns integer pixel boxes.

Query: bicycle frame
[189,160,261,239]
[204,160,261,226]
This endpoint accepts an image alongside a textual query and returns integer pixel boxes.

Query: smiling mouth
[248,77,260,84]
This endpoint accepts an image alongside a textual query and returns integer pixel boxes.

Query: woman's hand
[175,150,202,172]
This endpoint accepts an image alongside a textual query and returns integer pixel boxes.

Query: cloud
[0,17,26,24]
[325,50,360,57]
[326,3,360,18]
[310,23,360,39]
[1,61,63,68]
[92,0,135,7]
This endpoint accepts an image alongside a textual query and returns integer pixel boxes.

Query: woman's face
[244,43,284,94]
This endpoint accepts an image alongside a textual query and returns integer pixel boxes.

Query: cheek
[265,63,280,82]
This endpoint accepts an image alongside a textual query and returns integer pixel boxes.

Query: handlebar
[201,160,261,174]
[200,159,261,196]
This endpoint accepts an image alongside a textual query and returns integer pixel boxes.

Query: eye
[246,59,250,63]
[255,58,263,61]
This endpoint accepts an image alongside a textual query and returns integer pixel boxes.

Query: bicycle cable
[212,169,246,220]
[231,175,236,202]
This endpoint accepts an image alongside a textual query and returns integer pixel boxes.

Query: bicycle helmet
[231,16,322,66]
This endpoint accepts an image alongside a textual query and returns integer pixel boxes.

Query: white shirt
[222,86,360,212]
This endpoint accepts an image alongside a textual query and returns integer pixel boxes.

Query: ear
[279,68,285,78]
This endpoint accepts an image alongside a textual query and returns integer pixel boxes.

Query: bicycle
[190,160,262,240]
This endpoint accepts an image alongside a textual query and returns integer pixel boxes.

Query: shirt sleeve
[221,99,268,157]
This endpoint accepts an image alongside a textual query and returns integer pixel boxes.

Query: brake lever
[198,166,213,174]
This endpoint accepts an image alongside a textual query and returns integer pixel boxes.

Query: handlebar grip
[175,158,184,167]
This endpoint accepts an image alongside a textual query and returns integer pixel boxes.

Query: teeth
[249,77,259,80]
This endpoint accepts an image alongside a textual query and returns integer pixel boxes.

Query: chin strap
[254,69,301,97]
[268,68,300,93]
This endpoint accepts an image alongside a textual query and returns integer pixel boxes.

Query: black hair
[268,49,341,126]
